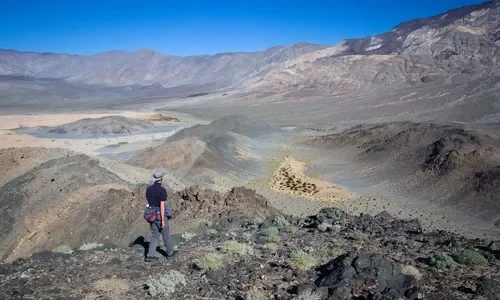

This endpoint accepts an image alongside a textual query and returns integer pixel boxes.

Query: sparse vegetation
[453,250,488,267]
[425,253,459,270]
[422,236,435,244]
[297,288,323,300]
[146,270,186,297]
[78,243,103,251]
[252,216,263,225]
[273,215,290,228]
[265,243,279,254]
[315,244,343,263]
[282,225,298,234]
[353,230,368,241]
[197,253,225,270]
[290,249,318,270]
[262,227,280,242]
[206,228,218,236]
[223,240,254,256]
[52,245,73,254]
[242,232,253,242]
[247,289,267,300]
[181,232,197,241]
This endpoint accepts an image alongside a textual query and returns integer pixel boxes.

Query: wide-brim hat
[151,168,165,182]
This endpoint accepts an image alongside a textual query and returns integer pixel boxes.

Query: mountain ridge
[0,1,497,92]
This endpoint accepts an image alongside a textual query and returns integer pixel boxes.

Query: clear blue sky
[0,0,487,56]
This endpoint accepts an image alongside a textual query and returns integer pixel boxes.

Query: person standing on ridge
[145,169,175,262]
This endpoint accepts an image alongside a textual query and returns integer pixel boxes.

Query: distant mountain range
[245,1,499,92]
[0,43,325,89]
[0,1,498,110]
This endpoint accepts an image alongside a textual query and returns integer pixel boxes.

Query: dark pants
[147,219,174,257]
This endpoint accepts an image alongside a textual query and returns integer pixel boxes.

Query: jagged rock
[315,207,351,227]
[488,241,500,252]
[316,252,421,300]
[375,210,394,222]
[172,186,279,225]
[476,277,500,300]
[390,219,423,234]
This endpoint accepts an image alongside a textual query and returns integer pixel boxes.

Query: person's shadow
[129,236,168,258]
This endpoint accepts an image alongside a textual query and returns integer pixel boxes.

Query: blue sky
[0,0,487,56]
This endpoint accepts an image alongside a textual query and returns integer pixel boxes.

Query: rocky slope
[0,147,278,263]
[0,203,499,300]
[0,154,141,262]
[129,115,286,188]
[0,147,70,188]
[307,122,500,228]
[245,2,499,93]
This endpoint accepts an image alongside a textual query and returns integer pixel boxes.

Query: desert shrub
[197,253,224,270]
[315,244,343,263]
[247,289,267,300]
[290,250,318,270]
[206,228,218,236]
[181,232,196,241]
[422,236,435,244]
[353,230,368,241]
[425,253,458,270]
[297,288,323,300]
[242,232,253,242]
[265,243,279,254]
[78,243,103,251]
[146,270,186,296]
[252,216,263,225]
[282,225,298,234]
[223,241,253,256]
[317,223,329,232]
[273,215,290,228]
[453,250,488,267]
[263,227,280,242]
[52,245,73,254]
[402,265,423,280]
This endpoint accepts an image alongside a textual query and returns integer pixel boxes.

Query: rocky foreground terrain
[1,187,499,300]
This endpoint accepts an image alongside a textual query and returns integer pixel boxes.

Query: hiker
[144,169,175,262]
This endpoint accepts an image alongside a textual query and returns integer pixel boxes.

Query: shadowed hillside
[307,122,500,226]
[129,116,288,188]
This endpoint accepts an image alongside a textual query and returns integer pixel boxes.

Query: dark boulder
[390,219,423,234]
[488,241,500,253]
[476,277,500,300]
[316,252,421,300]
[315,207,351,227]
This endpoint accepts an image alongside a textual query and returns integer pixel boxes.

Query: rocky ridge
[307,122,500,226]
[0,197,499,300]
[246,2,499,92]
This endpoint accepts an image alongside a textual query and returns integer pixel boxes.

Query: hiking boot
[167,251,178,259]
[144,256,158,262]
